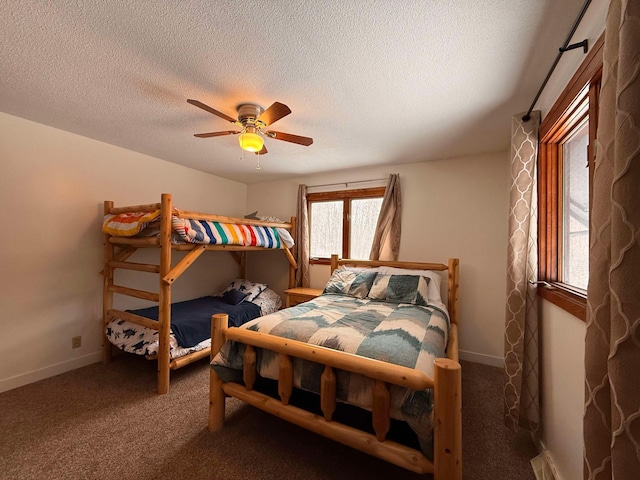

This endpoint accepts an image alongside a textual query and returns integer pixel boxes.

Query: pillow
[377,266,443,305]
[221,289,248,305]
[367,273,430,306]
[322,268,378,298]
[249,287,282,315]
[224,278,268,302]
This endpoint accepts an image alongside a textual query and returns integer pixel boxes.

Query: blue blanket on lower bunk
[129,296,261,347]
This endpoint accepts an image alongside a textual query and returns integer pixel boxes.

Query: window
[561,120,590,290]
[537,34,603,321]
[308,187,385,263]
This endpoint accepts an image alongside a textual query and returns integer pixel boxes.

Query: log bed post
[209,313,229,431]
[102,201,114,363]
[157,193,172,394]
[433,358,462,480]
[289,216,297,288]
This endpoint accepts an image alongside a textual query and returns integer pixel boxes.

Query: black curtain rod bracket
[560,39,589,54]
[521,0,592,123]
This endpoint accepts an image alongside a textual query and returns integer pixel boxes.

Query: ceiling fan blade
[257,102,291,126]
[187,99,237,124]
[254,145,268,155]
[266,130,313,146]
[194,130,239,138]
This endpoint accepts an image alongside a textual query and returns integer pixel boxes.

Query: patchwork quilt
[212,293,450,455]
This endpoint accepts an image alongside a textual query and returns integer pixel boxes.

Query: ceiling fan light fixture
[238,129,264,153]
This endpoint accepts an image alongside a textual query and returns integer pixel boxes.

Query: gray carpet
[0,357,537,479]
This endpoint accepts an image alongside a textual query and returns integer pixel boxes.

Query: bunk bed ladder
[102,194,174,394]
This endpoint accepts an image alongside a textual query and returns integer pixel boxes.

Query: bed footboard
[208,313,461,478]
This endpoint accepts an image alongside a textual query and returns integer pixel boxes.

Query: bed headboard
[329,254,459,326]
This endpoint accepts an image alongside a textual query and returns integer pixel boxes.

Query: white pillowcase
[249,287,282,314]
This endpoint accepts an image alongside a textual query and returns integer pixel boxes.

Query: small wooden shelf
[284,287,323,307]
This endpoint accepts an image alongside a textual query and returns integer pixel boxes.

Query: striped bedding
[171,217,291,248]
[212,293,450,456]
[102,212,294,248]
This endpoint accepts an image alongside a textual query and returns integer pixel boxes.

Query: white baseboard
[0,351,102,394]
[459,349,504,368]
[1,349,504,392]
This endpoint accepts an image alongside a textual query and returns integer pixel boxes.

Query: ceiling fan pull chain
[256,153,261,170]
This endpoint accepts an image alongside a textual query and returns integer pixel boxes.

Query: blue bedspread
[129,296,261,348]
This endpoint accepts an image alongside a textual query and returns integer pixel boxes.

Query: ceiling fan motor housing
[237,103,265,127]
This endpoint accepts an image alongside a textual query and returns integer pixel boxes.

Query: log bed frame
[208,254,461,478]
[102,193,298,394]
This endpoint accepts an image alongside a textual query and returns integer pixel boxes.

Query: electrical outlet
[71,336,82,349]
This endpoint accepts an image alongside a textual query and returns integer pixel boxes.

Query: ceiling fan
[187,99,313,156]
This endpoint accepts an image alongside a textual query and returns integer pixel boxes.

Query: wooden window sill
[537,285,586,321]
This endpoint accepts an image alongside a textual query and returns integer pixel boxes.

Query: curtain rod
[307,177,390,189]
[522,0,592,122]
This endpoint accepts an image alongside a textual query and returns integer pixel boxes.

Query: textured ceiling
[0,0,586,184]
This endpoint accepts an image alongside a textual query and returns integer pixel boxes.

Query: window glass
[561,121,589,290]
[310,201,343,258]
[349,197,383,259]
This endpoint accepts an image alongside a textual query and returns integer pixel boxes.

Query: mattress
[107,290,281,360]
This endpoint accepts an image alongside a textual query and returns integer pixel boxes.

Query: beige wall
[0,112,247,392]
[533,1,607,479]
[246,152,510,365]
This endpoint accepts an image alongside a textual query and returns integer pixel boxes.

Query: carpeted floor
[0,356,537,480]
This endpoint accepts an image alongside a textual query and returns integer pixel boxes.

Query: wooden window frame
[537,34,604,321]
[307,187,385,265]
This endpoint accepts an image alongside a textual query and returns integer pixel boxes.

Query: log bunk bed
[102,193,297,394]
[209,254,461,478]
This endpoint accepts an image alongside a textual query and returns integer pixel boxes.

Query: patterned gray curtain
[503,110,540,435]
[369,174,401,261]
[295,184,310,288]
[584,1,640,478]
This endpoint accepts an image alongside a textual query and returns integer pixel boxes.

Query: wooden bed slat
[175,210,292,229]
[109,260,160,273]
[109,236,160,247]
[320,366,336,421]
[170,347,211,370]
[107,309,159,330]
[331,255,448,272]
[108,202,161,215]
[109,285,159,302]
[243,345,257,391]
[372,380,391,442]
[279,354,293,405]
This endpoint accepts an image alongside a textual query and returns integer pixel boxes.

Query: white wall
[0,112,247,392]
[246,152,510,366]
[533,1,608,479]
